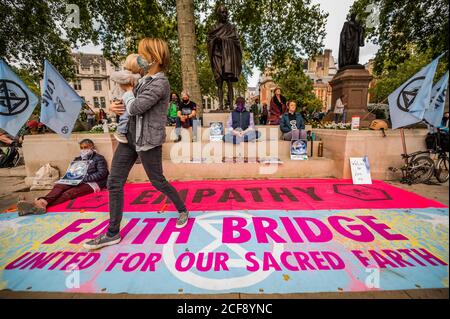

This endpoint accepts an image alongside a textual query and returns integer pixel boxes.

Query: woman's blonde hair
[123,53,141,74]
[138,38,170,72]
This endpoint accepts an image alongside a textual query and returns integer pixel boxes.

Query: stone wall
[315,128,429,179]
[21,128,429,183]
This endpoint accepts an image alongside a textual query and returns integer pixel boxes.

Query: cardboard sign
[350,156,372,184]
[57,160,91,186]
[351,116,360,130]
[209,122,224,142]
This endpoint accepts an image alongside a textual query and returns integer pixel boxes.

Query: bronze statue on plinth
[338,13,365,70]
[207,5,242,111]
[325,12,374,127]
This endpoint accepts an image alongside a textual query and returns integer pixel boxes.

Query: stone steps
[161,140,321,161]
[164,124,314,142]
[0,165,27,177]
[128,157,335,181]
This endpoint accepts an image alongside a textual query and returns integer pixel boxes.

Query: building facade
[304,49,337,112]
[258,50,337,111]
[202,95,220,112]
[245,86,258,104]
[258,67,278,107]
[70,53,122,113]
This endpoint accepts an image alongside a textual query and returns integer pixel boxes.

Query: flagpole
[400,128,407,159]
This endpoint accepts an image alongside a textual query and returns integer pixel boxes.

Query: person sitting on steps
[174,90,198,142]
[223,96,261,144]
[280,100,306,140]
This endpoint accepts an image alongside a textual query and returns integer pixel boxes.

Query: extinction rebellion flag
[0,59,39,136]
[40,60,84,139]
[424,71,449,128]
[388,53,444,129]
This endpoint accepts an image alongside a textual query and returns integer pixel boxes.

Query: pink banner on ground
[46,179,446,213]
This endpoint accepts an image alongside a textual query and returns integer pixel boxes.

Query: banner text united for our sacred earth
[1,209,448,294]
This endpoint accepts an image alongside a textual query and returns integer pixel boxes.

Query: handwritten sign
[350,156,372,184]
[351,116,360,130]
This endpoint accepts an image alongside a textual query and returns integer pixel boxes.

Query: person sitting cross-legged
[280,100,306,140]
[17,139,109,216]
[223,96,261,144]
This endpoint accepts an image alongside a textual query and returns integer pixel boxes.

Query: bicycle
[0,142,21,168]
[389,150,435,185]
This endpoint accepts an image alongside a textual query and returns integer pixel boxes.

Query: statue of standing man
[338,13,365,69]
[207,5,242,110]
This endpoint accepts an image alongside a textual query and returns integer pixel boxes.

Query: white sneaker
[114,132,128,144]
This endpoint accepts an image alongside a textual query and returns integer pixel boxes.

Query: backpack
[426,131,449,152]
[0,146,20,168]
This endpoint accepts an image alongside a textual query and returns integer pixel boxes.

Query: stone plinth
[326,67,375,127]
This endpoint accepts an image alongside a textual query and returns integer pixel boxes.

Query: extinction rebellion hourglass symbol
[0,79,29,116]
[397,76,426,112]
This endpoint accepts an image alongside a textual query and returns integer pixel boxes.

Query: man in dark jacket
[223,97,260,144]
[17,139,109,215]
[280,101,306,140]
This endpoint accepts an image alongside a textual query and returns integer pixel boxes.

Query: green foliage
[209,0,328,71]
[369,47,448,102]
[273,57,323,113]
[1,0,327,100]
[350,0,449,75]
[0,0,81,79]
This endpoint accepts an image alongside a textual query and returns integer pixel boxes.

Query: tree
[350,0,449,75]
[273,57,323,113]
[369,47,448,103]
[176,0,203,115]
[1,0,327,115]
[0,0,179,78]
[207,0,328,71]
[0,0,87,79]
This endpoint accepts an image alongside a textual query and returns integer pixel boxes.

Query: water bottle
[318,141,323,157]
[102,119,109,133]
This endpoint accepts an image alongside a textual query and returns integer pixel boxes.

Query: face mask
[235,103,246,112]
[182,99,189,103]
[80,149,93,159]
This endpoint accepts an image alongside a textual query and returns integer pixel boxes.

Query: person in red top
[268,87,287,125]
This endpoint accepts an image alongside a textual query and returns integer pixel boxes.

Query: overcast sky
[77,0,380,87]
